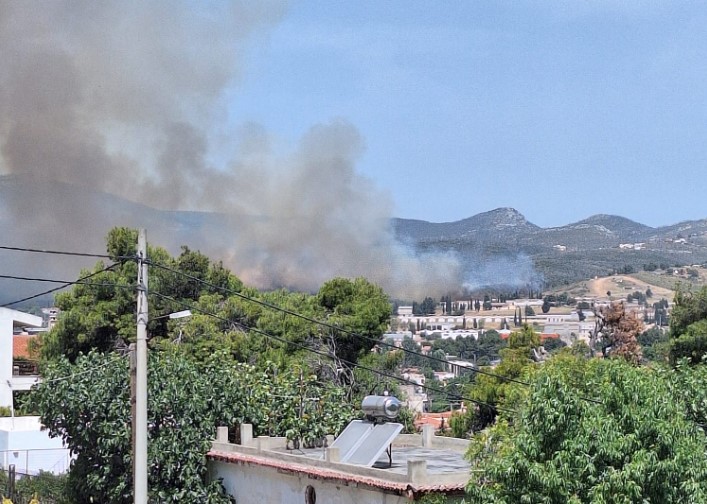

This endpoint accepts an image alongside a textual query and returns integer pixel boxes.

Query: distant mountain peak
[569,214,653,236]
[472,207,536,229]
[488,206,527,220]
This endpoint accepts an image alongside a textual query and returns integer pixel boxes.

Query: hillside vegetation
[394,208,707,289]
[14,227,707,504]
[547,268,707,302]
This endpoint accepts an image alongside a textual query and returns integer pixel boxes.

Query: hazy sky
[226,1,707,228]
[3,1,707,299]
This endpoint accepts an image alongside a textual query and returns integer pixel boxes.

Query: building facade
[0,308,43,409]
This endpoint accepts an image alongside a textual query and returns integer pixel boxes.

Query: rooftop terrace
[208,423,471,499]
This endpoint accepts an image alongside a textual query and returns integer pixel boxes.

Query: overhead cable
[147,289,515,414]
[146,260,532,387]
[0,262,125,308]
[0,244,125,260]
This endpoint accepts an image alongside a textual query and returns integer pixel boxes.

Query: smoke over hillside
[0,2,460,300]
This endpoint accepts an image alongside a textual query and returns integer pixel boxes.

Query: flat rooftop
[276,444,469,475]
[208,423,471,496]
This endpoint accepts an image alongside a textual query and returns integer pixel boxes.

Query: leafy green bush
[29,350,354,503]
[467,356,707,503]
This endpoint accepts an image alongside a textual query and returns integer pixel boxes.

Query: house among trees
[1,307,71,476]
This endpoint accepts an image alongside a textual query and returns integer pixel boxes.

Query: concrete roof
[208,424,471,497]
[0,307,43,328]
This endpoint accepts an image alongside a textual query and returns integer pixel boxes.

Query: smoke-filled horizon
[0,2,464,300]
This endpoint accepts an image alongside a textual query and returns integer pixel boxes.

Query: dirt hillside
[586,275,675,301]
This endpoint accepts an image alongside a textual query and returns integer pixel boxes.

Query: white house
[208,424,470,503]
[0,308,43,409]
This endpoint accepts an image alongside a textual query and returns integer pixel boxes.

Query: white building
[208,424,469,503]
[0,416,71,475]
[422,329,480,340]
[397,306,413,316]
[446,359,476,377]
[0,308,43,409]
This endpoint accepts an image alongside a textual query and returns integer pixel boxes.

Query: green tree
[670,285,707,363]
[638,326,669,363]
[401,337,425,368]
[467,355,707,503]
[317,277,391,367]
[463,325,538,432]
[420,296,437,315]
[41,227,247,363]
[29,350,352,503]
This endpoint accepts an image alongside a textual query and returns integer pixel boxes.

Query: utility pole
[135,229,148,503]
[129,343,136,491]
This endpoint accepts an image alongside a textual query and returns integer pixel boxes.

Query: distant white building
[398,383,428,414]
[446,359,475,377]
[383,332,413,347]
[421,329,479,340]
[397,306,413,316]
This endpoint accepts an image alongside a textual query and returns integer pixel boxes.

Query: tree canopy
[41,228,391,375]
[670,285,707,364]
[29,350,352,503]
[467,355,707,503]
[30,227,393,501]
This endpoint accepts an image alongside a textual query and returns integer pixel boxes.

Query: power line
[0,244,126,260]
[0,262,125,308]
[146,260,534,387]
[147,289,515,414]
[147,261,603,405]
[0,274,135,291]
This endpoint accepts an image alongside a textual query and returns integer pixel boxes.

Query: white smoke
[0,1,461,300]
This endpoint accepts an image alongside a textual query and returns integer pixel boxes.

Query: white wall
[0,417,70,474]
[211,459,408,504]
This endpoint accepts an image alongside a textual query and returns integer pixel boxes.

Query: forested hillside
[394,208,707,288]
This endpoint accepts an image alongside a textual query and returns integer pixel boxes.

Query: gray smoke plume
[0,2,460,301]
[463,253,543,292]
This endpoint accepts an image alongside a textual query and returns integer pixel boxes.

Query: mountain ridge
[3,175,707,293]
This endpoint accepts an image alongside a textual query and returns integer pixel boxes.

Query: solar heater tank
[361,395,401,420]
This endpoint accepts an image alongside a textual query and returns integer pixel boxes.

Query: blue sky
[224,1,707,228]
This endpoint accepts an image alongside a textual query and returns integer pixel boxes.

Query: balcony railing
[12,359,39,376]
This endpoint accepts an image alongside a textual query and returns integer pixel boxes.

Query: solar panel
[331,420,403,467]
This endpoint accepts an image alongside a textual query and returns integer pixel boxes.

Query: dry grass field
[549,267,707,303]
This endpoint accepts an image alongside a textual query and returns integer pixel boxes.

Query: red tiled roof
[13,334,35,359]
[207,450,466,497]
[413,410,462,431]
